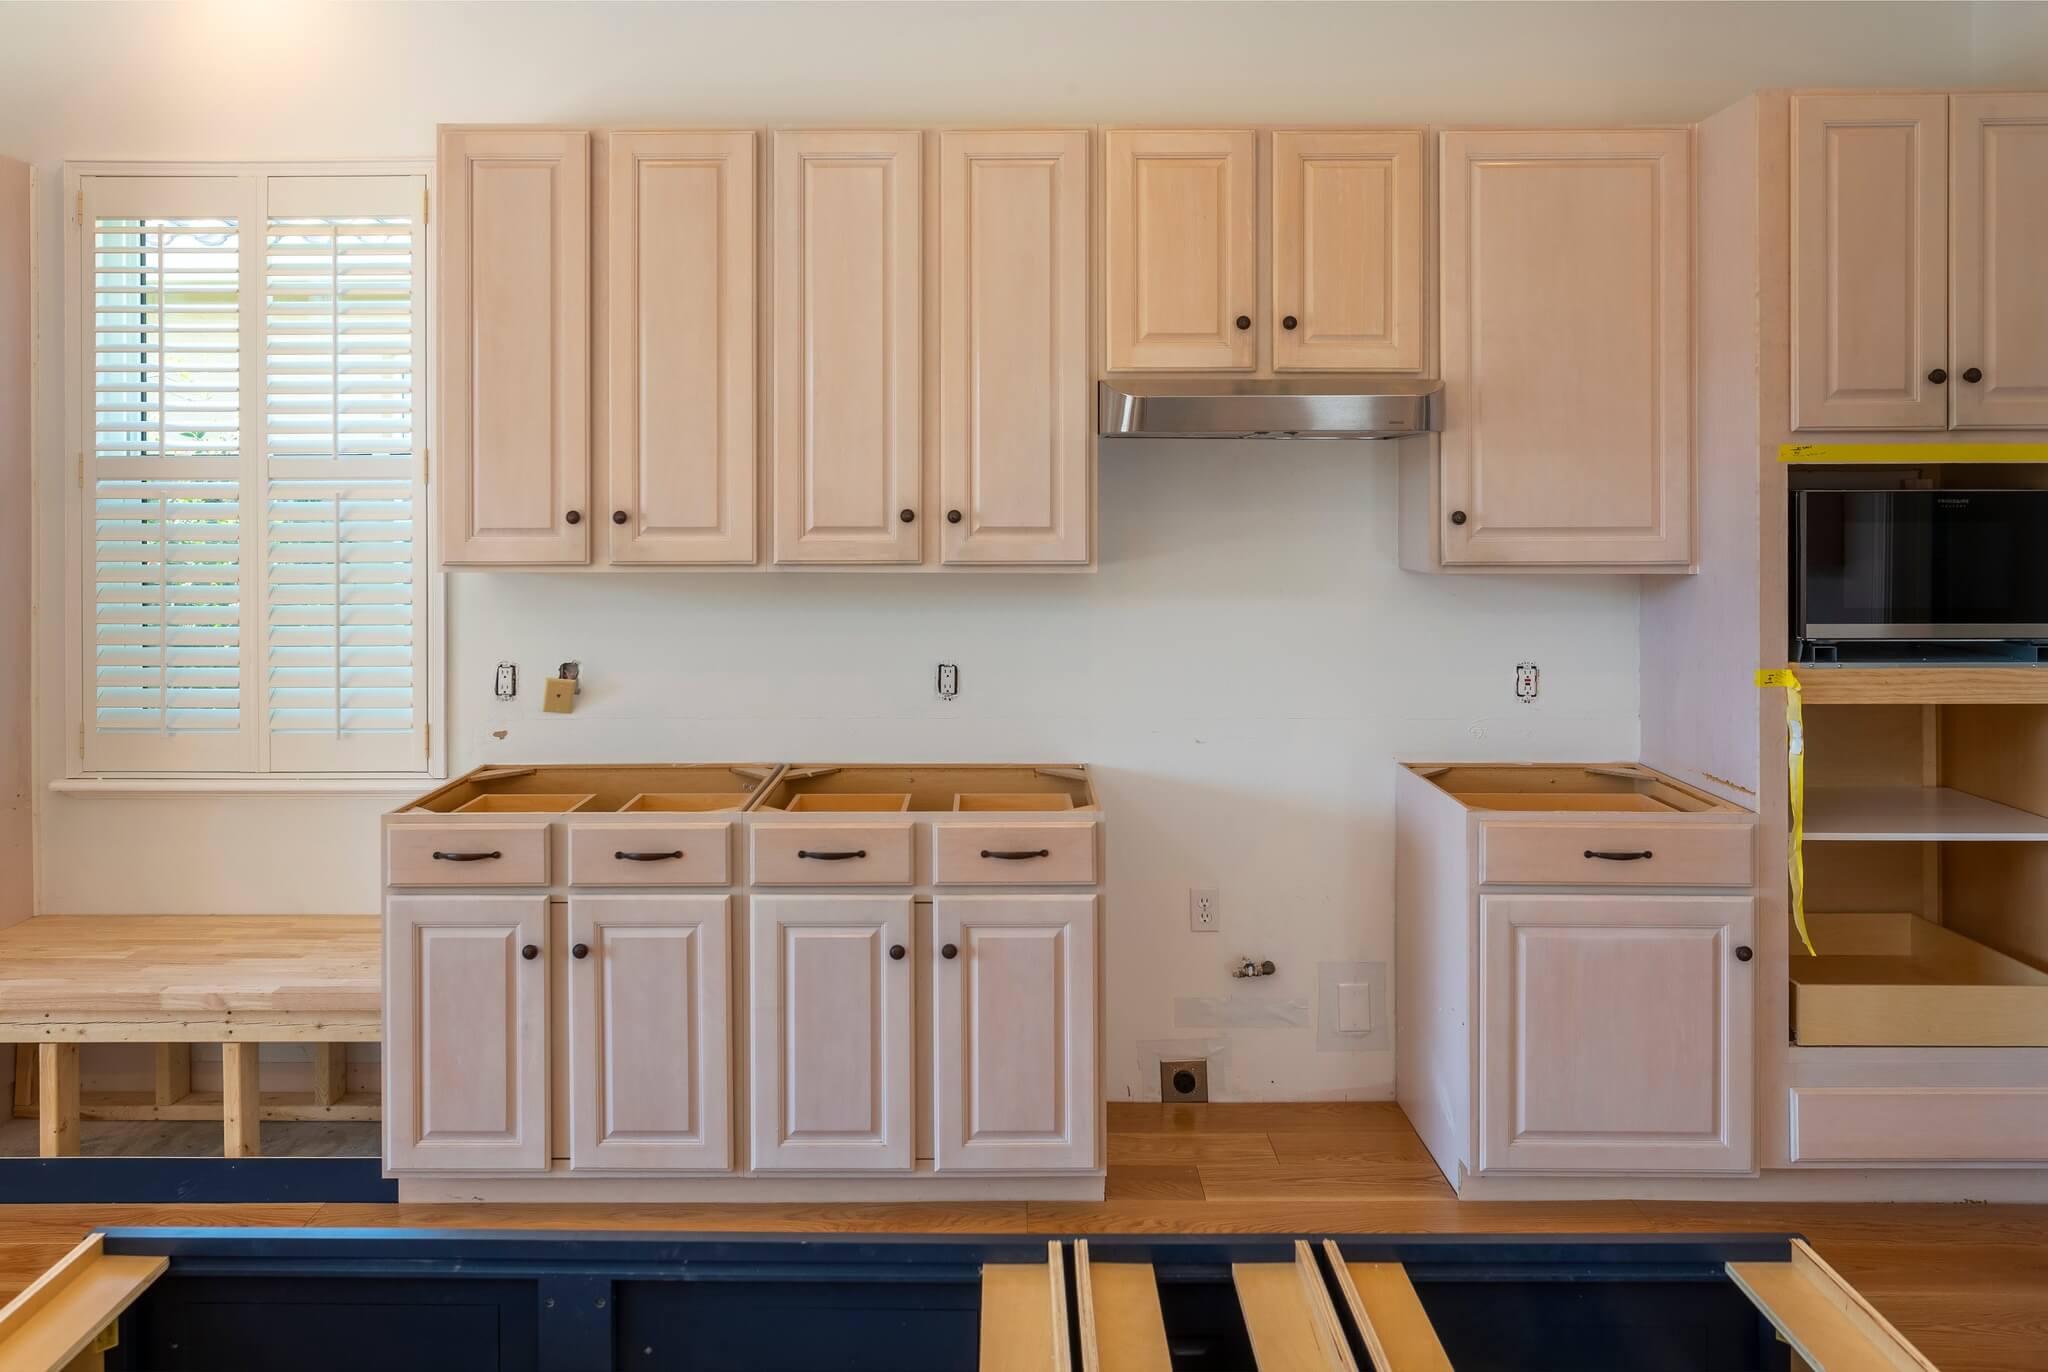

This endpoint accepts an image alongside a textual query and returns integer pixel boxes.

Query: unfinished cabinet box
[1395,763,1758,1187]
[382,762,1103,1200]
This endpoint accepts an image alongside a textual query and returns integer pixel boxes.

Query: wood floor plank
[1104,1164,1204,1201]
[1075,1243,1171,1372]
[1107,1102,1410,1134]
[1195,1158,1453,1200]
[1325,1245,1454,1372]
[1108,1131,1278,1165]
[307,1201,1033,1233]
[1231,1251,1354,1371]
[980,1258,1060,1372]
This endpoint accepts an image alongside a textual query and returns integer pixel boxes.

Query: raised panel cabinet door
[1104,129,1257,371]
[770,130,923,564]
[1477,894,1755,1174]
[566,894,731,1172]
[1438,129,1693,568]
[384,893,549,1172]
[933,896,1098,1172]
[607,131,757,563]
[1952,94,2048,430]
[439,128,591,564]
[1270,130,1425,372]
[747,894,913,1170]
[938,130,1091,566]
[1791,94,1949,431]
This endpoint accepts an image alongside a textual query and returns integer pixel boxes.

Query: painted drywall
[11,1,2047,1100]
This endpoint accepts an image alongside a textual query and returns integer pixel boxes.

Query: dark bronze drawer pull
[797,849,867,861]
[432,850,502,862]
[1584,849,1654,861]
[981,848,1051,860]
[615,850,684,862]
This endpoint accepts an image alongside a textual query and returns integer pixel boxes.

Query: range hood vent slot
[1098,379,1442,440]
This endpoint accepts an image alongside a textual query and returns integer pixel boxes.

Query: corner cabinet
[1419,128,1695,571]
[438,128,592,565]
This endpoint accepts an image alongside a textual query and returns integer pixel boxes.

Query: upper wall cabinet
[1431,129,1694,570]
[439,128,592,564]
[1104,130,1256,371]
[1104,128,1425,374]
[937,130,1092,565]
[770,130,924,565]
[1792,92,2048,431]
[1270,131,1424,371]
[607,131,758,564]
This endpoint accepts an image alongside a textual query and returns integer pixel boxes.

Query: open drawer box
[400,764,775,814]
[1792,910,2048,1046]
[751,764,1097,813]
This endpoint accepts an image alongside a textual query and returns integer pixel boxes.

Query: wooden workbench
[0,916,380,1160]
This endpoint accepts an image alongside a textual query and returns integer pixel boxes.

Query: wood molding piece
[979,1242,1071,1372]
[1232,1249,1356,1372]
[1074,1241,1170,1372]
[1728,1239,1937,1372]
[1322,1242,1453,1372]
[0,1234,168,1372]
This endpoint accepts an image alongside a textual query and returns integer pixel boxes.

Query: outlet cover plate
[1160,1058,1209,1103]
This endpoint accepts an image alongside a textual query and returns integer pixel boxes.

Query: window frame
[61,159,444,789]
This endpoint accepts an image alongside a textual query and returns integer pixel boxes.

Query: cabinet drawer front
[751,823,914,885]
[1480,821,1752,887]
[1791,1087,2048,1164]
[568,822,731,886]
[388,822,550,886]
[932,822,1098,885]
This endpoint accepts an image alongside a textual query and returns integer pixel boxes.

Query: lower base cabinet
[567,894,731,1171]
[934,895,1098,1171]
[1479,893,1756,1174]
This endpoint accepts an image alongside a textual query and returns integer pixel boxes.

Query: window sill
[52,776,438,798]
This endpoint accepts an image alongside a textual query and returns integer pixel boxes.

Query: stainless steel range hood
[1098,378,1442,440]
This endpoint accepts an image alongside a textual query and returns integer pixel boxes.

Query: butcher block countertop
[0,915,380,1043]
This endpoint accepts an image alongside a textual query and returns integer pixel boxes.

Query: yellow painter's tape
[1781,442,2048,464]
[1755,669,1814,956]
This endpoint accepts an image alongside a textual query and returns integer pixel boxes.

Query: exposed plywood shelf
[1792,912,2048,1047]
[1803,786,2048,842]
[1787,667,2048,705]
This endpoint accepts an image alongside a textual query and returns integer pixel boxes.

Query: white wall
[10,1,2046,1101]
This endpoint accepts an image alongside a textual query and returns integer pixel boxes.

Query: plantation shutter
[80,171,430,776]
[85,177,255,771]
[262,175,427,772]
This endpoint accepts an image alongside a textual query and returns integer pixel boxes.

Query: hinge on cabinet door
[422,188,429,226]
[78,722,85,754]
[75,190,83,227]
[423,446,430,484]
[424,723,431,756]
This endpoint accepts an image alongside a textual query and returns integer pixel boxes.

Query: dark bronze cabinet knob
[1282,315,1298,331]
[521,944,540,961]
[1235,315,1251,330]
[612,510,627,525]
[572,943,589,960]
[947,510,962,524]
[1963,367,1984,383]
[1929,368,1948,384]
[1450,510,1468,526]
[564,510,581,525]
[899,509,915,523]
[1735,945,1754,962]
[889,944,906,961]
[942,943,959,960]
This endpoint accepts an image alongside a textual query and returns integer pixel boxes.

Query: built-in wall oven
[1793,489,2048,663]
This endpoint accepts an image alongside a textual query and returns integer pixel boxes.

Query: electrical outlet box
[495,663,517,699]
[1515,662,1539,703]
[1189,889,1219,932]
[542,678,576,714]
[937,663,959,700]
[1160,1059,1209,1103]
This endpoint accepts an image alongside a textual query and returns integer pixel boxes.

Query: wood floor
[2,1102,2044,1370]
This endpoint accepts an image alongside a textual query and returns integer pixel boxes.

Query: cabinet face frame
[770,130,924,565]
[1790,93,1950,431]
[937,130,1093,566]
[385,893,551,1172]
[1270,130,1425,372]
[439,128,592,565]
[566,893,732,1172]
[1437,127,1694,568]
[1477,892,1756,1175]
[1950,92,2048,430]
[1103,129,1257,371]
[606,131,758,563]
[747,893,915,1170]
[932,894,1098,1171]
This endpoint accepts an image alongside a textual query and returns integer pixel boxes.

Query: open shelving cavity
[1793,697,2048,1047]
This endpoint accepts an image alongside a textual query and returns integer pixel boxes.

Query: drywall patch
[1173,994,1312,1029]
[1317,960,1390,1052]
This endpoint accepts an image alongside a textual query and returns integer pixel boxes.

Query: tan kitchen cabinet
[606,131,758,563]
[438,128,591,565]
[769,130,924,565]
[1395,764,1758,1189]
[1418,128,1694,571]
[937,130,1092,565]
[1791,91,2048,431]
[1105,127,1425,375]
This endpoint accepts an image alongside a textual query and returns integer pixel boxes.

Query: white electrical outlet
[1515,662,1539,703]
[937,663,959,700]
[1189,889,1220,932]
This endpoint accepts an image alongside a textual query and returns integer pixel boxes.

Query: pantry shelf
[1803,786,2048,842]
